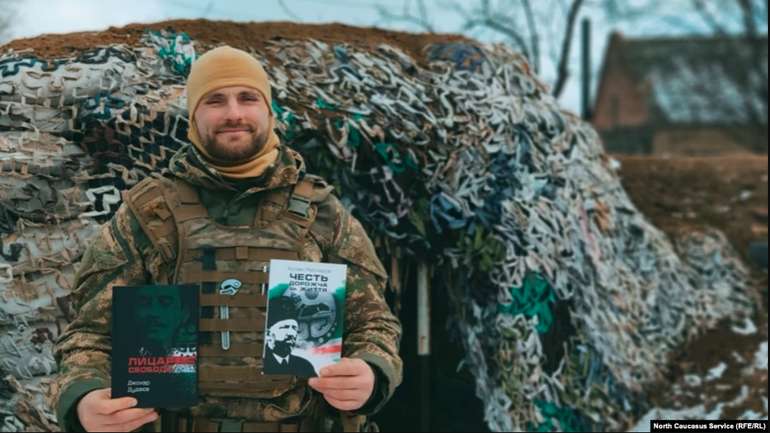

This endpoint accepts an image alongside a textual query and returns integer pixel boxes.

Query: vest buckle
[287,195,312,218]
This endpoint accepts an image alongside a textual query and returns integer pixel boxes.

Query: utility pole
[581,17,592,120]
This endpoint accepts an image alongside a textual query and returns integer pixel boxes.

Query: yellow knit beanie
[186,46,279,179]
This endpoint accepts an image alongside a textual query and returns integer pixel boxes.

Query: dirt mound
[0,19,471,64]
[617,154,768,269]
[618,154,768,422]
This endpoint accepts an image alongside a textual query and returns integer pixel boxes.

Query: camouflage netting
[0,25,756,431]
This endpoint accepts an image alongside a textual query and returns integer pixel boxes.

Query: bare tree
[378,0,767,152]
[552,0,585,97]
[690,0,768,151]
[733,0,767,151]
[377,0,587,99]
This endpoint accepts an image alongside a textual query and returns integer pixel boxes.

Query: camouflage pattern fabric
[0,28,758,432]
[49,142,402,430]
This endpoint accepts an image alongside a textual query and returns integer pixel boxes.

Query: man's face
[267,319,299,357]
[135,286,185,350]
[194,85,271,163]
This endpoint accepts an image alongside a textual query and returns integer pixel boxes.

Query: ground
[617,154,768,424]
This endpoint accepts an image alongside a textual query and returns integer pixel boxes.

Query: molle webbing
[121,175,334,399]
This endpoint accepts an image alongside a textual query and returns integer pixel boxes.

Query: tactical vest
[122,173,334,402]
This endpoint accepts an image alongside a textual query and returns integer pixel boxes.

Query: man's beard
[202,126,270,164]
[273,338,295,357]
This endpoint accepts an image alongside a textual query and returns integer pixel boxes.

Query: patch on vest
[219,279,241,296]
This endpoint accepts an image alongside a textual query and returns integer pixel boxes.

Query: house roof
[600,33,768,126]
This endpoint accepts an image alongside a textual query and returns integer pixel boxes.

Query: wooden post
[581,17,593,120]
[417,262,430,432]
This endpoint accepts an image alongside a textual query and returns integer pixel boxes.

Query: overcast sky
[1,0,762,114]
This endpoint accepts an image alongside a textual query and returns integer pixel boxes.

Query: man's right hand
[76,388,158,432]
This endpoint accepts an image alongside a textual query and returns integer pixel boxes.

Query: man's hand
[76,388,158,432]
[308,358,375,411]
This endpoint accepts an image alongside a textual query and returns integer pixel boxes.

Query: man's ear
[193,112,203,135]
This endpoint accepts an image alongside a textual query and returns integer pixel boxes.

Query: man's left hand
[308,358,374,411]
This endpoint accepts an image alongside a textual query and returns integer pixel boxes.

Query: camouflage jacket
[50,143,403,431]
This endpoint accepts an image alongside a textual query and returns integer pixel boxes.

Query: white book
[263,260,347,377]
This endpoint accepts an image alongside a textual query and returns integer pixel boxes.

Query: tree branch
[737,0,768,129]
[477,0,532,61]
[738,0,759,38]
[376,0,435,33]
[278,0,302,21]
[692,0,728,34]
[522,0,542,73]
[437,0,471,21]
[482,16,532,60]
[416,0,432,31]
[552,0,585,97]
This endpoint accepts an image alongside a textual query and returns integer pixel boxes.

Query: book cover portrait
[111,284,198,408]
[264,260,347,377]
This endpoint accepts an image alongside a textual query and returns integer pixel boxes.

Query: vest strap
[200,293,267,307]
[200,318,265,332]
[186,247,299,262]
[287,178,317,222]
[199,342,262,357]
[177,181,200,204]
[186,270,268,285]
[200,365,264,382]
[179,416,301,433]
[175,204,209,222]
[122,178,178,263]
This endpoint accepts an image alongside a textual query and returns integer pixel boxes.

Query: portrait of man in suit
[133,284,196,359]
[264,296,317,377]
